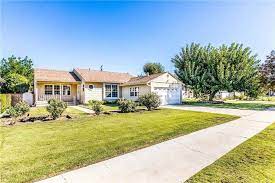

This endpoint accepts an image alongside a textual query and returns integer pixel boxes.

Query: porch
[35,82,79,106]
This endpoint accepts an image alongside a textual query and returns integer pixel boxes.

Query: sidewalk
[70,105,94,114]
[37,106,275,183]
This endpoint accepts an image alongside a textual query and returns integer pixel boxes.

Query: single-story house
[216,91,243,99]
[34,68,182,106]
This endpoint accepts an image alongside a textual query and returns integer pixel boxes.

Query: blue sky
[1,1,275,75]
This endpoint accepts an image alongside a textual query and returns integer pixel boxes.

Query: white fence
[23,92,34,106]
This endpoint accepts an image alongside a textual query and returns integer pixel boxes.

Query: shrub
[46,99,67,119]
[258,96,275,102]
[237,94,247,100]
[88,100,103,115]
[103,100,117,105]
[117,98,137,113]
[139,93,161,111]
[0,94,11,113]
[6,101,30,124]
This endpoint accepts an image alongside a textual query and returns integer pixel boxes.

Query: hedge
[0,94,12,113]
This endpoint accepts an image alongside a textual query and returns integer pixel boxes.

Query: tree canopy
[0,56,34,93]
[172,43,260,100]
[260,50,275,94]
[143,62,165,75]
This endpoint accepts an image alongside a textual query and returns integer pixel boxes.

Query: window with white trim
[105,84,118,98]
[63,85,71,95]
[54,85,60,95]
[45,85,53,95]
[130,87,139,97]
[112,85,118,97]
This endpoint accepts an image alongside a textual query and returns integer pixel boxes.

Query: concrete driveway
[37,105,275,183]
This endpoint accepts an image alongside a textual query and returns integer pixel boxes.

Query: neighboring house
[34,68,182,106]
[216,91,243,99]
[182,85,193,99]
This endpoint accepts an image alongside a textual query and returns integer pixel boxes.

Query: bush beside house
[46,99,67,119]
[88,100,104,115]
[6,101,30,125]
[139,93,161,111]
[117,98,137,113]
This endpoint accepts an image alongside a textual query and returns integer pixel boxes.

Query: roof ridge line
[75,68,131,75]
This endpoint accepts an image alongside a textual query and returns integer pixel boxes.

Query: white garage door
[154,87,181,105]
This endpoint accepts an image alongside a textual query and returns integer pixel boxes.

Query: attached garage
[153,87,181,105]
[121,72,182,105]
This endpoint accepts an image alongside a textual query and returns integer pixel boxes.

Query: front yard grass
[183,100,275,110]
[0,109,238,183]
[186,122,275,182]
[29,106,87,117]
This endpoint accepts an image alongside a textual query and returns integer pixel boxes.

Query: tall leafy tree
[172,43,260,100]
[0,55,34,93]
[143,62,165,75]
[171,43,208,97]
[260,50,275,95]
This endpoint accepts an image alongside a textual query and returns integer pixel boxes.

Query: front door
[77,85,81,101]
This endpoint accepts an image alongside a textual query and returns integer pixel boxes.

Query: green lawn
[0,109,238,183]
[183,100,275,110]
[186,123,275,183]
[28,106,87,117]
[102,103,119,111]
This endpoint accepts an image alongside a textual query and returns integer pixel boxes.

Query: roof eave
[36,80,81,83]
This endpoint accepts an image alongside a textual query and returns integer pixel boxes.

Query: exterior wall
[121,85,151,101]
[150,73,179,88]
[36,82,78,102]
[83,82,103,103]
[150,73,182,93]
[82,82,122,103]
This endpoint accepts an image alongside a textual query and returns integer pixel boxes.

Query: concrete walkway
[37,105,275,183]
[70,105,94,114]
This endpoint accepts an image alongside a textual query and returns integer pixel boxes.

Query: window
[112,85,118,97]
[130,87,139,97]
[105,84,112,98]
[54,85,60,95]
[45,85,53,95]
[88,85,94,90]
[105,84,118,98]
[63,85,71,95]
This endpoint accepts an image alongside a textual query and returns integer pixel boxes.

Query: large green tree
[0,56,34,93]
[143,62,165,75]
[260,50,275,95]
[172,43,260,100]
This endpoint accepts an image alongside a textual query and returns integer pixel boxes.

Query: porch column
[59,84,62,101]
[103,83,105,100]
[34,81,38,105]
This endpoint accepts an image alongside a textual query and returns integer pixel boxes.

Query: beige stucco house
[34,68,182,106]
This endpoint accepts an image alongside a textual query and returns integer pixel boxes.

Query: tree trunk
[209,91,218,101]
